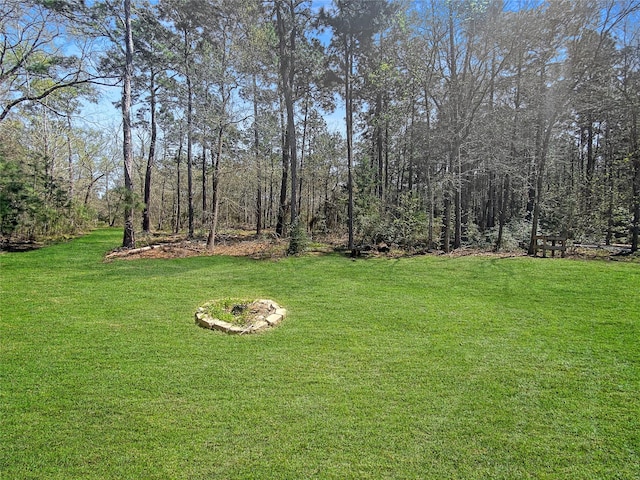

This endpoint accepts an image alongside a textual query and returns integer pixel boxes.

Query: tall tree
[204,1,257,249]
[134,5,169,234]
[321,0,395,255]
[121,0,135,247]
[158,0,217,238]
[275,0,298,228]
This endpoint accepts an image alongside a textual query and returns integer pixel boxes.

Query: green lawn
[1,229,638,479]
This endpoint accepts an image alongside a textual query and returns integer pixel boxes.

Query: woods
[1,0,639,253]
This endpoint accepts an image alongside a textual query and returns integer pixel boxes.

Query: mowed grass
[1,229,638,479]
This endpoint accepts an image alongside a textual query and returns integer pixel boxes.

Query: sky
[73,0,350,139]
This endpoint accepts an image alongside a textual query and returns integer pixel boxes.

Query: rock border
[195,299,286,335]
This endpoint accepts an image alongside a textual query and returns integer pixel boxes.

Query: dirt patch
[105,232,289,261]
[103,231,638,262]
[0,240,44,253]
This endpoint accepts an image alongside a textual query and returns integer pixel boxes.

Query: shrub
[287,220,308,255]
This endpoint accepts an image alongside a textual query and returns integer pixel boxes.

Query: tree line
[1,0,639,254]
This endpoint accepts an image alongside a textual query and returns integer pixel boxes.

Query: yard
[1,229,638,479]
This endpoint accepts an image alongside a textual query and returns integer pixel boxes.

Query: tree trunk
[408,100,416,193]
[443,188,451,253]
[207,126,224,250]
[632,155,640,252]
[495,173,509,252]
[298,97,309,217]
[275,96,289,237]
[496,54,522,252]
[376,92,384,201]
[276,0,298,228]
[427,166,434,248]
[186,70,194,239]
[121,0,135,249]
[66,115,74,206]
[384,117,389,198]
[142,70,157,233]
[605,121,615,246]
[345,35,355,256]
[201,147,207,226]
[174,135,183,234]
[157,174,167,231]
[253,75,262,235]
[631,109,639,252]
[454,145,462,249]
[447,7,461,251]
[84,174,104,207]
[528,117,556,255]
[269,151,275,228]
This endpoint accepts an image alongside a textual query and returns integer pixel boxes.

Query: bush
[485,219,532,251]
[287,220,308,255]
[356,194,429,248]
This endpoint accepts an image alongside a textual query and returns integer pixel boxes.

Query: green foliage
[200,298,254,326]
[356,193,428,247]
[388,194,429,244]
[355,199,384,243]
[539,184,574,238]
[0,154,58,239]
[0,151,96,242]
[476,219,532,251]
[608,206,631,242]
[287,219,308,255]
[121,186,143,212]
[0,155,40,237]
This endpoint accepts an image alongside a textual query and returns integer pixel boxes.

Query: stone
[227,325,246,334]
[265,313,282,326]
[195,299,285,334]
[211,319,233,332]
[195,314,215,329]
[251,320,269,330]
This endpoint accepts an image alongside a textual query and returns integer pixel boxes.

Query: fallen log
[105,244,157,259]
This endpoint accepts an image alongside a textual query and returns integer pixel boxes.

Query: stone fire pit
[195,298,286,334]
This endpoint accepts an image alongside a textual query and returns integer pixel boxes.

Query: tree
[120,0,135,247]
[0,0,105,122]
[619,39,640,251]
[321,0,395,255]
[158,0,205,239]
[45,0,144,247]
[275,0,298,231]
[203,1,259,249]
[4,0,640,254]
[134,5,169,233]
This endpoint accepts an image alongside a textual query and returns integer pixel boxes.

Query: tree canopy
[1,0,639,253]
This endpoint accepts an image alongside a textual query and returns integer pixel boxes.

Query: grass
[199,298,260,326]
[1,228,639,479]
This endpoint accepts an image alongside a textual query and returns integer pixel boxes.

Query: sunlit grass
[1,228,638,479]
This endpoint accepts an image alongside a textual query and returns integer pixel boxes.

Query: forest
[1,0,639,255]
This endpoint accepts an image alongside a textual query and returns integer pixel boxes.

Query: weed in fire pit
[200,298,254,326]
